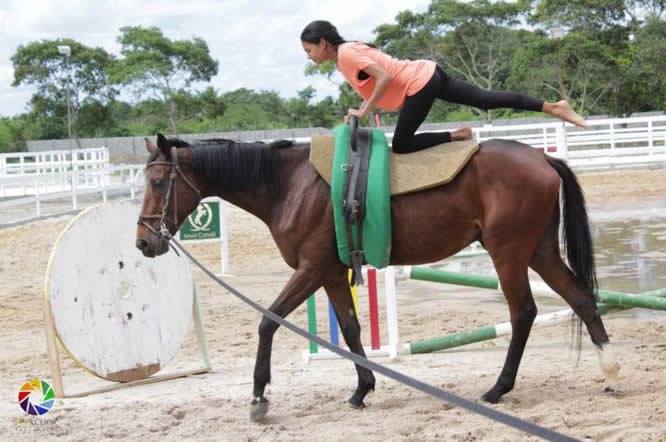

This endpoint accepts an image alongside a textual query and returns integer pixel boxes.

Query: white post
[555,124,568,160]
[59,153,65,190]
[35,181,41,217]
[0,155,5,197]
[384,267,399,358]
[610,121,616,153]
[129,169,136,200]
[647,120,654,156]
[104,149,111,187]
[220,199,229,275]
[20,155,26,195]
[71,151,78,211]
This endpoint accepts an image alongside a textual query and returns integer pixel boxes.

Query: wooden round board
[45,202,193,382]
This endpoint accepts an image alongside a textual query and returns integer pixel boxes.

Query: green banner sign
[179,201,220,241]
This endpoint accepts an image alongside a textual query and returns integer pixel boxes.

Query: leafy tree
[527,1,665,116]
[375,0,533,121]
[530,0,627,31]
[375,10,433,59]
[284,87,339,127]
[0,117,28,153]
[508,32,617,114]
[629,16,666,112]
[109,26,219,133]
[11,39,117,142]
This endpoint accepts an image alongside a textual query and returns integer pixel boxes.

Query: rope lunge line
[169,237,579,442]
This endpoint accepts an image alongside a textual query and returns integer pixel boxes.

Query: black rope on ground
[171,238,580,442]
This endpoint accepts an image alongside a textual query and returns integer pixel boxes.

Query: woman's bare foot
[451,126,473,141]
[545,100,588,128]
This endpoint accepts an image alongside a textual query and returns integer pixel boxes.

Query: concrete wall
[26,128,333,164]
[25,111,664,164]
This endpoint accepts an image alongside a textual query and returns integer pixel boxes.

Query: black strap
[343,122,373,286]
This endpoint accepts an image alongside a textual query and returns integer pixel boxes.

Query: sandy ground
[2,167,666,441]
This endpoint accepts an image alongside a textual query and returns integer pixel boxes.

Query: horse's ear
[145,137,156,154]
[156,133,171,158]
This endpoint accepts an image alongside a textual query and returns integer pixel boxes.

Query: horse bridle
[137,147,201,249]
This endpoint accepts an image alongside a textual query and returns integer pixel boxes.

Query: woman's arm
[346,63,392,121]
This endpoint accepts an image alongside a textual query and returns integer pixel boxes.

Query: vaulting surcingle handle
[348,115,358,152]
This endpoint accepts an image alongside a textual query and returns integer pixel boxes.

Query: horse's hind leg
[482,256,537,403]
[250,267,323,421]
[530,219,619,392]
[323,272,376,408]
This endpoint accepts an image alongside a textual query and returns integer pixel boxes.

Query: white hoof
[595,343,620,391]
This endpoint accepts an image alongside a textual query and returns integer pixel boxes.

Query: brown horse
[136,133,619,421]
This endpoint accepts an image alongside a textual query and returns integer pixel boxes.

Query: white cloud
[0,0,429,117]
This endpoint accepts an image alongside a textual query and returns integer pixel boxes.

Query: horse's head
[136,134,202,257]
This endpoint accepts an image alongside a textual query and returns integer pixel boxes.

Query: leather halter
[137,147,201,250]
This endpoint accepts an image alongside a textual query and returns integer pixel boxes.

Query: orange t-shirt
[337,42,436,111]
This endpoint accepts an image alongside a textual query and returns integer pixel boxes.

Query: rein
[137,147,201,253]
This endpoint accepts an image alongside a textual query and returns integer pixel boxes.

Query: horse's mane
[161,137,294,193]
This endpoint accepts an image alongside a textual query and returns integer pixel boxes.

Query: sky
[0,0,430,117]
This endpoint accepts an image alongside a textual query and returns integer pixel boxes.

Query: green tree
[215,88,284,130]
[530,0,627,31]
[628,17,666,112]
[375,0,533,121]
[0,117,28,153]
[283,87,339,127]
[109,26,219,134]
[11,39,117,141]
[526,1,665,116]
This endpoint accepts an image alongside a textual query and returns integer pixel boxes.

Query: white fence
[2,114,665,227]
[289,114,666,171]
[0,147,144,226]
[0,147,111,197]
[472,115,666,170]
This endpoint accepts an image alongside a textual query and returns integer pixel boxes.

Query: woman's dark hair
[300,20,376,48]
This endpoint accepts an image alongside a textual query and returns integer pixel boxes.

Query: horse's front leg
[324,274,376,408]
[250,267,322,421]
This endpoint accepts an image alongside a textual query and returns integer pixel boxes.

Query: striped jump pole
[399,266,666,354]
[402,303,622,355]
[368,268,381,350]
[308,271,359,354]
[303,267,400,362]
[449,249,489,260]
[407,267,666,310]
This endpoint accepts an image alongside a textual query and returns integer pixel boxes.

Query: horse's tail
[546,156,597,293]
[547,156,597,356]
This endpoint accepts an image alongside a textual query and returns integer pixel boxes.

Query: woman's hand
[343,63,392,124]
[344,108,366,124]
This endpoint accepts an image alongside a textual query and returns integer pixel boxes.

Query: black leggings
[391,66,544,154]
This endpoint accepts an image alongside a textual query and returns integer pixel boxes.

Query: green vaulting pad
[331,124,391,269]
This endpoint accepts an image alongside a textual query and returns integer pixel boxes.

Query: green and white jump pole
[403,303,626,355]
[400,266,666,354]
[407,266,666,311]
[302,267,400,362]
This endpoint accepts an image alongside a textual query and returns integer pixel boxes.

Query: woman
[301,20,588,154]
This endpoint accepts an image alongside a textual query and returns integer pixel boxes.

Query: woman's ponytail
[301,20,378,49]
[301,20,346,47]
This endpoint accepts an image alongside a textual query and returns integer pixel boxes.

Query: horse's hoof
[250,397,269,422]
[481,391,501,404]
[348,398,366,410]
